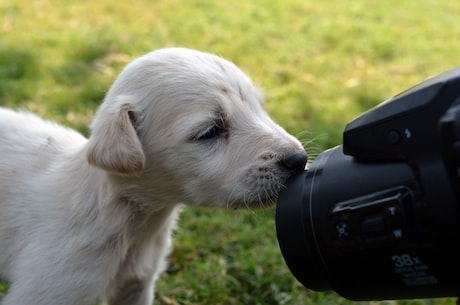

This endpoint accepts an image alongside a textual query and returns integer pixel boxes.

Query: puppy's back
[0,107,87,203]
[0,107,87,156]
[0,107,89,278]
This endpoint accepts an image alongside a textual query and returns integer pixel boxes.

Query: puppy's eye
[197,125,224,140]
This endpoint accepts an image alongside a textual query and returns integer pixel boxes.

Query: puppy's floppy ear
[86,98,145,176]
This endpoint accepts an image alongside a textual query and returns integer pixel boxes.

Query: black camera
[276,67,460,301]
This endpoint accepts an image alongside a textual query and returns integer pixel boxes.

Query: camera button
[386,130,402,145]
[361,214,386,236]
[334,221,351,240]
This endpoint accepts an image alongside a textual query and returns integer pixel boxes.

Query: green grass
[1,0,460,304]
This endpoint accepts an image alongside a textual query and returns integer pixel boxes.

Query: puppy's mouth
[231,154,307,210]
[229,182,285,210]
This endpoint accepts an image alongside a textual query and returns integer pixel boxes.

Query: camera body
[276,67,460,300]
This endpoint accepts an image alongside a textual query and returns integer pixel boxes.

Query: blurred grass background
[1,0,460,304]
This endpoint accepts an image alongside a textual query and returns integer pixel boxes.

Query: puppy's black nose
[280,151,308,171]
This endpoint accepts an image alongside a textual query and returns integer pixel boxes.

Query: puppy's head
[87,48,307,209]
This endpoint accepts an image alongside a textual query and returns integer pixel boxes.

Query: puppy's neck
[119,195,180,239]
[62,147,180,248]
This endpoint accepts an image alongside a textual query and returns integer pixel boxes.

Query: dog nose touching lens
[276,66,460,301]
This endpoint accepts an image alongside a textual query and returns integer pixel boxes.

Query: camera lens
[276,146,460,300]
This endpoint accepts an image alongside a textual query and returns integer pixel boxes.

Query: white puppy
[0,48,307,305]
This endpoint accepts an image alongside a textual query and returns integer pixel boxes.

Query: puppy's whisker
[225,186,239,210]
[244,192,254,212]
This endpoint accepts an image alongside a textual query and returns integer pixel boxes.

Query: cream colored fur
[0,48,307,305]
